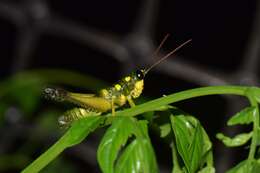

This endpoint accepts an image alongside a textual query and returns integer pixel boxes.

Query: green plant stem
[115,86,248,117]
[21,85,252,172]
[247,92,260,160]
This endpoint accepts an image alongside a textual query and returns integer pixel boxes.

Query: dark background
[0,0,259,172]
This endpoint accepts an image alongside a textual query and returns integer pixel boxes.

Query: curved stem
[247,92,260,160]
[116,86,248,117]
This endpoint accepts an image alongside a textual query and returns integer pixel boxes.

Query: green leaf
[227,159,260,173]
[171,115,206,173]
[256,128,260,146]
[114,121,158,173]
[198,166,215,173]
[171,140,183,173]
[227,106,256,126]
[97,117,135,173]
[171,116,191,170]
[202,150,214,170]
[133,120,158,173]
[159,123,171,138]
[188,124,204,173]
[216,132,252,147]
[182,116,213,168]
[186,116,212,155]
[98,117,158,173]
[98,118,158,173]
[170,114,214,173]
[172,166,184,173]
[114,139,142,173]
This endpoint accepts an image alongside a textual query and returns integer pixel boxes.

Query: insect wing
[67,93,111,113]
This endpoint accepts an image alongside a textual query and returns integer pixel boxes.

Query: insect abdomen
[58,108,101,127]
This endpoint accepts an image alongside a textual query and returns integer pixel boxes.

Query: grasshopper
[44,36,191,127]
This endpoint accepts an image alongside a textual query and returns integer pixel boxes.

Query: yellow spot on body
[135,80,144,90]
[114,84,121,91]
[124,76,131,82]
[131,80,144,98]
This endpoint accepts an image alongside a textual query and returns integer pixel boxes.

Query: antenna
[145,39,192,74]
[151,33,170,58]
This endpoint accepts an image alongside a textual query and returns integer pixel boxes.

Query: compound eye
[136,69,144,80]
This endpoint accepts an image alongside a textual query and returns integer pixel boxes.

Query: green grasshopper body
[44,37,191,127]
[44,69,145,126]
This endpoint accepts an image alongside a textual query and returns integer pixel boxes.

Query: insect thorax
[99,73,144,106]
